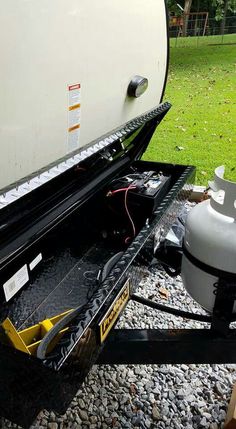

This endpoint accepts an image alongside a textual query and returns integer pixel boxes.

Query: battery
[127,171,172,217]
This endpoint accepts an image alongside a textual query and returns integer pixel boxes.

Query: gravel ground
[1,205,236,429]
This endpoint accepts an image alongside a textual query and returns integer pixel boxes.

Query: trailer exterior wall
[0,0,168,190]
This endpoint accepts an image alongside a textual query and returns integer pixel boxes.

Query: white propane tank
[181,166,236,313]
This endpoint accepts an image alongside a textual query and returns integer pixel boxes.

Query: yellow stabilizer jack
[2,309,73,356]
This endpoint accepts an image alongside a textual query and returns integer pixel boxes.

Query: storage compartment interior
[0,161,188,353]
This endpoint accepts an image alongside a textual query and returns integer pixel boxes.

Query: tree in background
[183,0,192,35]
[167,0,236,35]
[213,0,236,33]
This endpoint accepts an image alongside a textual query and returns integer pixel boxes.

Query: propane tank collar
[209,166,236,219]
[183,243,236,281]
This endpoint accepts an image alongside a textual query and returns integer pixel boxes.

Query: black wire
[132,294,212,323]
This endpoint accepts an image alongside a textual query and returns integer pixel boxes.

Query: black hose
[162,264,181,278]
[154,242,183,278]
[100,251,124,282]
[36,307,81,360]
[132,294,212,323]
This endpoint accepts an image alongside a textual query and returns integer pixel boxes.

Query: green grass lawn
[144,34,236,185]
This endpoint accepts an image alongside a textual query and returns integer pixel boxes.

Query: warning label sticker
[68,83,81,153]
[3,265,29,302]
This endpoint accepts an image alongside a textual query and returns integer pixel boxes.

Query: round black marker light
[127,76,149,98]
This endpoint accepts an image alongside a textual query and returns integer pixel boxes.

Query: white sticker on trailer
[3,265,29,302]
[29,253,42,271]
[68,83,81,153]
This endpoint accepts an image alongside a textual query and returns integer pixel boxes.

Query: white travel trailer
[0,0,168,192]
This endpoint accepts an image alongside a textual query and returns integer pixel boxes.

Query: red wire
[124,184,136,240]
[111,186,136,195]
[76,166,86,172]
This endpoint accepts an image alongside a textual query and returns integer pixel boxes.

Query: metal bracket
[211,277,236,335]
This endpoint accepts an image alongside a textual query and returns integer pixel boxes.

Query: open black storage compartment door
[0,103,195,427]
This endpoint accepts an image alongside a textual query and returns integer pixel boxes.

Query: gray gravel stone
[78,398,85,409]
[214,382,225,397]
[209,424,219,429]
[200,416,207,427]
[152,405,160,421]
[47,423,58,429]
[78,410,88,421]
